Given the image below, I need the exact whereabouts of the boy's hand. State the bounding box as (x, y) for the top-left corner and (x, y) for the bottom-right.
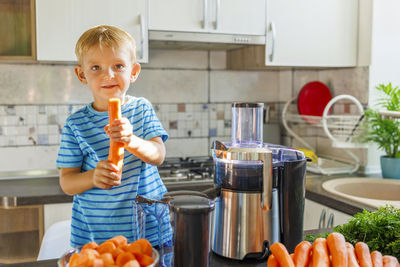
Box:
(105, 117), (133, 146)
(93, 160), (121, 189)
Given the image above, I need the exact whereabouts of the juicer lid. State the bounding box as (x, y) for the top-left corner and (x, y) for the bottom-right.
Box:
(211, 141), (306, 164)
(169, 195), (215, 214)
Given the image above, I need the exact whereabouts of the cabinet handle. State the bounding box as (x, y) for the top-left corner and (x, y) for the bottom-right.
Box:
(139, 14), (145, 61)
(214, 0), (220, 30)
(202, 0), (208, 29)
(327, 213), (334, 229)
(318, 209), (326, 229)
(268, 22), (276, 62)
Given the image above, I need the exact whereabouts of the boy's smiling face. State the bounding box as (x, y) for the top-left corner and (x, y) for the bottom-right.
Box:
(74, 44), (140, 112)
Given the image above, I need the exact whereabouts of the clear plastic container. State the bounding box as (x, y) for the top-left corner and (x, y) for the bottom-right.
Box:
(231, 103), (264, 147)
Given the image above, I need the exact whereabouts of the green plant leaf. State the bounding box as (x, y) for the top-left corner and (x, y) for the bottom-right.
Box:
(359, 83), (400, 157)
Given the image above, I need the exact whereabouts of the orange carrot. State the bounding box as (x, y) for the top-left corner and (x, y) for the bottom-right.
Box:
(97, 241), (117, 254)
(346, 242), (360, 267)
(382, 256), (399, 267)
(139, 254), (155, 266)
(100, 252), (115, 265)
(267, 254), (281, 267)
(371, 251), (383, 267)
(109, 235), (128, 248)
(293, 240), (312, 267)
(327, 232), (348, 267)
(290, 253), (295, 261)
(112, 247), (125, 260)
(92, 258), (104, 267)
(108, 98), (124, 171)
(126, 242), (143, 260)
(81, 241), (99, 251)
(312, 238), (330, 267)
(68, 253), (80, 267)
(116, 251), (136, 266)
(78, 249), (99, 266)
(123, 260), (141, 267)
(355, 242), (373, 267)
(270, 242), (295, 267)
(133, 239), (153, 257)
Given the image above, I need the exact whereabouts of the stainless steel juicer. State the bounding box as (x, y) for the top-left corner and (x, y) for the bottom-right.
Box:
(210, 103), (307, 260)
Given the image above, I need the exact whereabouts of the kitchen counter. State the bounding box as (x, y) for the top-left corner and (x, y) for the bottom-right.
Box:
(0, 171), (378, 215)
(304, 173), (379, 214)
(0, 176), (213, 208)
(0, 170), (376, 266)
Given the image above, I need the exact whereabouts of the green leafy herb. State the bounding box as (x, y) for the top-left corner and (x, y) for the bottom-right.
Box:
(305, 206), (400, 260)
(358, 83), (400, 158)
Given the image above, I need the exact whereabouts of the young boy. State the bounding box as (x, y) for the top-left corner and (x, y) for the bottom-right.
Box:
(56, 25), (171, 248)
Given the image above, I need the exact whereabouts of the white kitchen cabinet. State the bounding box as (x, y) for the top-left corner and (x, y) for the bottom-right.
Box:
(149, 0), (265, 35)
(304, 199), (352, 231)
(36, 0), (148, 63)
(265, 0), (358, 67)
(43, 203), (72, 233)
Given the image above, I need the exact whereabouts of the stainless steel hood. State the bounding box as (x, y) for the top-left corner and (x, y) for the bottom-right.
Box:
(149, 30), (266, 50)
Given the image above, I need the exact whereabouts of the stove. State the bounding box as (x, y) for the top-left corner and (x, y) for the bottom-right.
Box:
(158, 156), (214, 185)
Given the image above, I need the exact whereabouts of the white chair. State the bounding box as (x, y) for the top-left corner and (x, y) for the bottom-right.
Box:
(37, 220), (72, 261)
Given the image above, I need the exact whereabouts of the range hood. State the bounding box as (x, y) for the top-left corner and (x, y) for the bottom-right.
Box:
(148, 30), (266, 50)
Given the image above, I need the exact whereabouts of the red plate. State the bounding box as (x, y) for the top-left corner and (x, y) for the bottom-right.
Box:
(297, 81), (332, 124)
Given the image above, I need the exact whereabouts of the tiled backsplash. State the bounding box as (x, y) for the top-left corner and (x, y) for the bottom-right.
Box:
(0, 102), (252, 147)
(0, 49), (370, 172)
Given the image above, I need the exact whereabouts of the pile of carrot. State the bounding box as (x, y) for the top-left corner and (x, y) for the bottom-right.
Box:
(267, 232), (400, 267)
(68, 235), (155, 267)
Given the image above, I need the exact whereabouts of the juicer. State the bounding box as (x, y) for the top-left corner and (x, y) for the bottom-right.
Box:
(210, 103), (307, 260)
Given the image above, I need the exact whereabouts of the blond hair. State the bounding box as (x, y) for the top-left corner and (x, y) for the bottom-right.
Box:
(75, 25), (136, 64)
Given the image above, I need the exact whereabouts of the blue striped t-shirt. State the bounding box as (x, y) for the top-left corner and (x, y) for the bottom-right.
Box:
(56, 96), (172, 248)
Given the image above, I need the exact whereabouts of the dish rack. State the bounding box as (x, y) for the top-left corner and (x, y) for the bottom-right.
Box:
(282, 94), (366, 175)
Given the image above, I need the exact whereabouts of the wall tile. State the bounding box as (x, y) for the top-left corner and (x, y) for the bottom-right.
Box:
(143, 49), (208, 69)
(210, 51), (227, 70)
(292, 70), (320, 96)
(0, 64), (92, 105)
(0, 146), (59, 171)
(134, 69), (208, 103)
(279, 70), (293, 102)
(210, 70), (280, 102)
(318, 67), (369, 103)
(165, 138), (209, 157)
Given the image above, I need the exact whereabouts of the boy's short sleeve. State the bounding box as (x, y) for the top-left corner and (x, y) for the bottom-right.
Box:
(141, 99), (168, 142)
(56, 123), (83, 168)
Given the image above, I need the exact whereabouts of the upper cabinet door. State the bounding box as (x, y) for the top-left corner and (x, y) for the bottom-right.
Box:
(149, 0), (265, 35)
(209, 0), (265, 35)
(265, 0), (358, 67)
(149, 0), (207, 32)
(36, 0), (148, 63)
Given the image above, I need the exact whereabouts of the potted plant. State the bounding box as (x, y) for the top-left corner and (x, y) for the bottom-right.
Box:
(360, 83), (400, 179)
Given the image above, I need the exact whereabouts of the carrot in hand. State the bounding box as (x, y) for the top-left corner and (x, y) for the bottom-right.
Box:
(346, 242), (360, 267)
(293, 240), (312, 267)
(108, 98), (124, 171)
(371, 250), (383, 267)
(327, 232), (348, 267)
(312, 238), (330, 267)
(355, 242), (373, 267)
(270, 242), (295, 267)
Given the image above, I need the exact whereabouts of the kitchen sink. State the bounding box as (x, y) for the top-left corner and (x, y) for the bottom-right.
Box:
(322, 177), (400, 209)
